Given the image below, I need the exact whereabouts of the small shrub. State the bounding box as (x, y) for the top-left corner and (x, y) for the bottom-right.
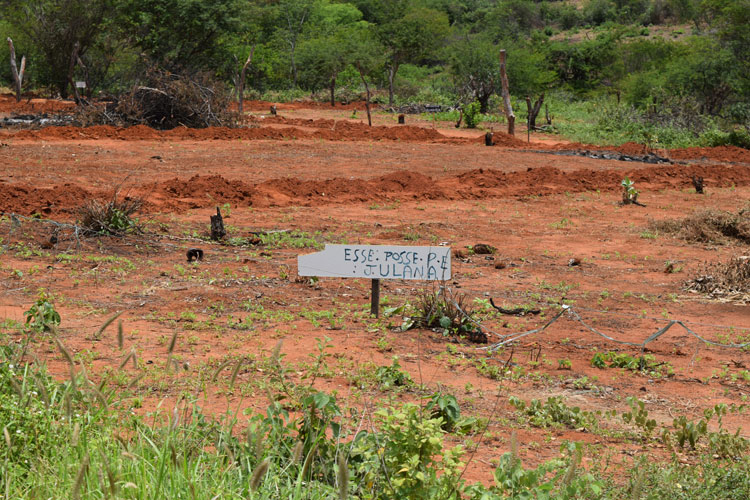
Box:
(463, 101), (481, 129)
(24, 291), (61, 332)
(375, 357), (412, 389)
(412, 287), (479, 339)
(78, 192), (142, 236)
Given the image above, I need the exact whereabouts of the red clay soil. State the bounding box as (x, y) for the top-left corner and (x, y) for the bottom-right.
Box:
(670, 145), (750, 163)
(7, 123), (458, 143)
(4, 162), (750, 217)
(7, 122), (749, 164)
(0, 94), (76, 114)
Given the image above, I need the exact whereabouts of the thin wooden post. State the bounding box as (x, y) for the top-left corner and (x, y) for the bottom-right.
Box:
(499, 49), (515, 136)
(525, 96), (531, 143)
(371, 279), (380, 317)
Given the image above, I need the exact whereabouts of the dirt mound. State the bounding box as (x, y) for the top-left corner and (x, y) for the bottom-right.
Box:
(6, 161), (750, 217)
(0, 94), (76, 114)
(480, 131), (529, 148)
(0, 181), (92, 216)
(670, 145), (750, 163)
(6, 122), (453, 143)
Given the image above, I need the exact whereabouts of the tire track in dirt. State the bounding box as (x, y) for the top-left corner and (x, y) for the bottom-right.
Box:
(3, 162), (749, 217)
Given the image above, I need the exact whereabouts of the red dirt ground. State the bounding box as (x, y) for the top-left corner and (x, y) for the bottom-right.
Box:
(1, 97), (749, 485)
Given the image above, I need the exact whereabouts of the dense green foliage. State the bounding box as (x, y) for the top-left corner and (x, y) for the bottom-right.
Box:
(1, 0), (748, 143)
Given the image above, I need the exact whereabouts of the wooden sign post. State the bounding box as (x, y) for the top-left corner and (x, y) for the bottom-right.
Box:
(298, 244), (451, 317)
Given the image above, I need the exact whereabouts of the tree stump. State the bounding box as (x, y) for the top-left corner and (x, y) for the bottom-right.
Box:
(210, 207), (226, 241)
(398, 114), (405, 124)
(692, 176), (704, 194)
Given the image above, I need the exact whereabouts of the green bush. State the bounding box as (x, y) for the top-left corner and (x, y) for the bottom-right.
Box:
(463, 101), (482, 128)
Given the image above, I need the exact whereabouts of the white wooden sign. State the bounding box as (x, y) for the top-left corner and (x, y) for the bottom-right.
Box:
(75, 81), (86, 89)
(298, 244), (451, 280)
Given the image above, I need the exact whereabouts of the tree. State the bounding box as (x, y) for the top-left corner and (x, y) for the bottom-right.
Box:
(276, 0), (315, 88)
(449, 36), (555, 113)
(448, 36), (497, 112)
(297, 1), (365, 105)
(347, 23), (384, 125)
(2, 0), (111, 98)
(118, 0), (245, 75)
(378, 6), (449, 106)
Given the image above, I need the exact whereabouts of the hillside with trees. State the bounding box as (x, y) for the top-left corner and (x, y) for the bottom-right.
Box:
(1, 0), (748, 147)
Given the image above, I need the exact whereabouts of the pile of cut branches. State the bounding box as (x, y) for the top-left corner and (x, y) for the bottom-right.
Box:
(77, 69), (238, 129)
(686, 256), (750, 301)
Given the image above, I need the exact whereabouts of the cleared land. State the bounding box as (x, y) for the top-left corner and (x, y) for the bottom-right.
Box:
(1, 95), (749, 485)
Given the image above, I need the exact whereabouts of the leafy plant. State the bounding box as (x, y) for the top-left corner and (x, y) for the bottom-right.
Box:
(375, 357), (413, 389)
(463, 101), (481, 128)
(621, 177), (640, 205)
(24, 291), (61, 332)
(621, 397), (657, 440)
(509, 396), (599, 431)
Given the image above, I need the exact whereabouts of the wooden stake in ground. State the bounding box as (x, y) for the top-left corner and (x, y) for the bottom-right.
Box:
(238, 44), (256, 116)
(210, 207), (226, 241)
(7, 38), (26, 103)
(499, 49), (515, 136)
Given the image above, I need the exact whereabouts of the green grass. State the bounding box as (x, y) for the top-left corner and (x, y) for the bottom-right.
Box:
(540, 92), (718, 149)
(3, 317), (750, 499)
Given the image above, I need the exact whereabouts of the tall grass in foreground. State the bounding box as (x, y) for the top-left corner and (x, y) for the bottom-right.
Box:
(1, 325), (749, 499)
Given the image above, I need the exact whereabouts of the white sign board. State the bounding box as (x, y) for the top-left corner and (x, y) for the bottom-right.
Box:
(298, 244), (451, 280)
(75, 81), (86, 88)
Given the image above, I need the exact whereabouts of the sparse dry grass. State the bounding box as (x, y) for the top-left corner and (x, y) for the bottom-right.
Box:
(650, 208), (750, 245)
(78, 192), (142, 235)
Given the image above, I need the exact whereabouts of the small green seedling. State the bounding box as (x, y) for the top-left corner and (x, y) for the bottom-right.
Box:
(621, 177), (640, 205)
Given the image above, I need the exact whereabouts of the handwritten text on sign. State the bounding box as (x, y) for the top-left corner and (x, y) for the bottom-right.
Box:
(298, 245), (451, 280)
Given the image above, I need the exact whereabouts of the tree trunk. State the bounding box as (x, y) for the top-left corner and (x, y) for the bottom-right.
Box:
(68, 42), (81, 104)
(329, 75), (336, 107)
(7, 38), (25, 103)
(290, 42), (298, 88)
(529, 94), (544, 129)
(499, 49), (515, 136)
(210, 207), (226, 241)
(478, 94), (490, 114)
(387, 64), (398, 107)
(357, 64), (372, 127)
(238, 44), (256, 116)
